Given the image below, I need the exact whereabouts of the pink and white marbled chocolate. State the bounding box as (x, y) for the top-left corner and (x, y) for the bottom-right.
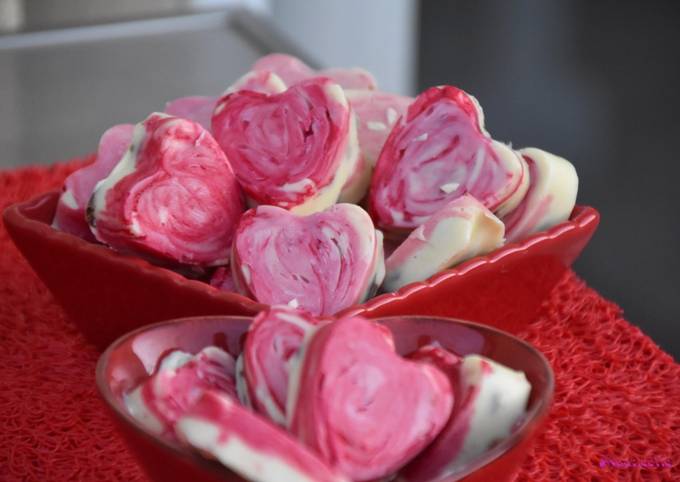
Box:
(383, 194), (504, 292)
(231, 204), (384, 316)
(90, 113), (244, 266)
(369, 86), (528, 234)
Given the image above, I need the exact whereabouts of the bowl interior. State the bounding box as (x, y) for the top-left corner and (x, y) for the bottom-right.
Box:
(97, 315), (553, 481)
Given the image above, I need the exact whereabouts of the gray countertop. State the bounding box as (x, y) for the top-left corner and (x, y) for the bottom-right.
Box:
(0, 10), (297, 167)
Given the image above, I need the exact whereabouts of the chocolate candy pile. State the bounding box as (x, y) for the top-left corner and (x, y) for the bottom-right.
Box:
(53, 54), (578, 314)
(126, 307), (531, 482)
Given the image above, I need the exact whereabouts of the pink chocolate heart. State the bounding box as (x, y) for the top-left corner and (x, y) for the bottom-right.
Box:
(211, 78), (359, 214)
(125, 346), (237, 436)
(90, 113), (244, 266)
(369, 85), (528, 234)
(240, 306), (324, 425)
(232, 204), (384, 316)
(287, 316), (453, 481)
(53, 124), (134, 240)
(175, 391), (348, 482)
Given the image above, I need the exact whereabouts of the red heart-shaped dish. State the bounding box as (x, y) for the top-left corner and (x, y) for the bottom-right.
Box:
(3, 191), (598, 349)
(96, 315), (554, 482)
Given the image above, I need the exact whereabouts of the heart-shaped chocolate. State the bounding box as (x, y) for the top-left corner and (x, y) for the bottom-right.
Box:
(369, 86), (529, 234)
(53, 124), (134, 241)
(401, 354), (531, 482)
(163, 74), (286, 131)
(287, 316), (453, 481)
(252, 53), (377, 90)
(125, 346), (237, 436)
(383, 194), (505, 292)
(176, 391), (348, 482)
(89, 113), (244, 266)
(239, 306), (324, 425)
(502, 147), (578, 243)
(232, 204), (384, 316)
(211, 78), (360, 214)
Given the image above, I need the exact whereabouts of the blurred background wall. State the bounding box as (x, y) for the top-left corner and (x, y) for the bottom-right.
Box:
(270, 0), (417, 95)
(0, 0), (678, 356)
(419, 0), (680, 357)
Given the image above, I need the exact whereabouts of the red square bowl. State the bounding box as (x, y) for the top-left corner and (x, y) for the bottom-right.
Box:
(4, 191), (599, 349)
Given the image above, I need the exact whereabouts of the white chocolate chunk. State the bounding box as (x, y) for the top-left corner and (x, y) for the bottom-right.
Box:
(453, 354), (531, 466)
(503, 147), (578, 243)
(386, 107), (398, 125)
(123, 387), (164, 435)
(177, 418), (320, 482)
(59, 189), (78, 210)
(492, 144), (531, 218)
(157, 350), (193, 372)
(367, 121), (387, 131)
(439, 182), (460, 194)
(383, 195), (504, 292)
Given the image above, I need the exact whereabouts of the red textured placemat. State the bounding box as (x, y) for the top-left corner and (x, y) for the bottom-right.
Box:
(1, 160), (679, 482)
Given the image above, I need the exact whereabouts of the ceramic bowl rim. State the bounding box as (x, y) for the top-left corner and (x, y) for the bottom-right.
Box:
(96, 314), (554, 481)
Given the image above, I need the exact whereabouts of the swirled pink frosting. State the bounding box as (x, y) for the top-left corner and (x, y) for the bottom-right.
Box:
(53, 124), (134, 240)
(369, 85), (528, 233)
(164, 73), (286, 130)
(211, 78), (358, 214)
(232, 204), (384, 316)
(176, 391), (348, 482)
(287, 316), (453, 481)
(89, 113), (244, 266)
(125, 347), (236, 436)
(241, 306), (324, 425)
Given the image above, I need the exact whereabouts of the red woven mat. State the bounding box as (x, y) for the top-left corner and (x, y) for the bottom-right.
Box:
(1, 160), (678, 482)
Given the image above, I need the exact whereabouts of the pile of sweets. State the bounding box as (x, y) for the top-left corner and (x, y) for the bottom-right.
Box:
(54, 54), (578, 315)
(125, 306), (532, 482)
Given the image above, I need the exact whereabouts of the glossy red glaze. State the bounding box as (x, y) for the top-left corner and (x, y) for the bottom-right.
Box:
(96, 315), (554, 482)
(3, 191), (598, 349)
